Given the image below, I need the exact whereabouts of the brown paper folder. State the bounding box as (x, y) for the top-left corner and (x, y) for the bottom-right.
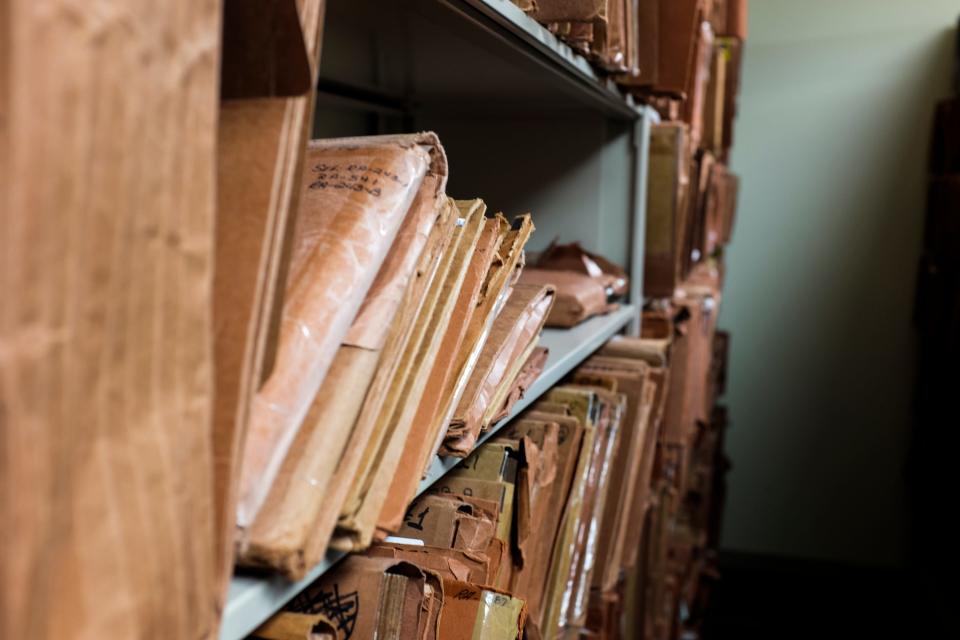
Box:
(444, 283), (557, 456)
(239, 163), (452, 577)
(368, 545), (492, 585)
(252, 612), (338, 640)
(644, 122), (692, 298)
(489, 346), (551, 425)
(661, 295), (718, 447)
(214, 0), (327, 617)
(284, 556), (442, 640)
(238, 136), (432, 530)
(376, 204), (502, 535)
(300, 201), (455, 556)
(560, 388), (624, 628)
(535, 240), (629, 297)
(538, 388), (598, 637)
(703, 42), (729, 155)
(439, 581), (527, 640)
(574, 360), (651, 592)
(529, 0), (605, 22)
(3, 2), (221, 638)
(334, 198), (488, 550)
(518, 268), (614, 327)
(394, 494), (499, 553)
(655, 0), (708, 97)
(724, 0), (748, 38)
(420, 214), (535, 470)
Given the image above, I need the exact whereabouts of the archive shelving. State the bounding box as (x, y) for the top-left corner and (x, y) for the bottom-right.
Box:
(221, 1), (656, 637)
(222, 306), (637, 639)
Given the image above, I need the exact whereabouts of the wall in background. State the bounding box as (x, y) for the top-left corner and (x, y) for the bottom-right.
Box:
(720, 1), (956, 567)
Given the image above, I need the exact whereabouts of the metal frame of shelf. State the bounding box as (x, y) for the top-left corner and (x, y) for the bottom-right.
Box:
(441, 0), (638, 119)
(221, 305), (637, 640)
(221, 1), (655, 637)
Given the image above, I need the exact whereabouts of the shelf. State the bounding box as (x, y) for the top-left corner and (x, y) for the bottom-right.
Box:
(440, 0), (638, 118)
(319, 0), (642, 121)
(220, 304), (637, 640)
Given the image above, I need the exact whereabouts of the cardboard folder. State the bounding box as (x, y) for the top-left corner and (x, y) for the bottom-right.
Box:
(489, 346), (551, 425)
(239, 186), (455, 577)
(560, 387), (624, 629)
(573, 360), (651, 591)
(369, 544), (494, 586)
(376, 204), (503, 535)
(518, 268), (615, 327)
(439, 581), (527, 640)
(534, 240), (630, 298)
(428, 215), (536, 460)
(703, 40), (729, 155)
(214, 0), (327, 618)
(444, 283), (557, 456)
(644, 122), (693, 298)
(284, 556), (442, 640)
(220, 0), (313, 99)
(394, 494), (499, 553)
(528, 0), (605, 22)
(660, 294), (719, 447)
(654, 0), (708, 97)
(238, 136), (433, 529)
(537, 388), (598, 637)
(502, 414), (585, 625)
(252, 612), (338, 640)
(335, 198), (489, 550)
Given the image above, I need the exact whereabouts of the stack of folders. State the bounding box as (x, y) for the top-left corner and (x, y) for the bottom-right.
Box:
(508, 0), (747, 86)
(252, 327), (678, 640)
(634, 0), (746, 298)
(251, 300), (733, 640)
(511, 0), (640, 74)
(232, 131), (561, 582)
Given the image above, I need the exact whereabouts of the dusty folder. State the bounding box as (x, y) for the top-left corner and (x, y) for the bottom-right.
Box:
(376, 202), (502, 536)
(661, 293), (719, 447)
(644, 122), (692, 298)
(335, 198), (488, 550)
(574, 359), (652, 591)
(508, 415), (585, 629)
(561, 387), (624, 629)
(528, 0), (604, 21)
(703, 40), (729, 155)
(444, 283), (557, 456)
(498, 432), (560, 571)
(422, 214), (535, 466)
(238, 135), (432, 530)
(252, 612), (337, 640)
(489, 346), (551, 425)
(654, 0), (708, 96)
(590, 0), (635, 73)
(394, 494), (499, 553)
(535, 240), (630, 297)
(439, 581), (527, 640)
(518, 268), (614, 327)
(215, 0), (327, 603)
(240, 179), (453, 577)
(537, 388), (598, 638)
(369, 541), (500, 588)
(284, 556), (443, 640)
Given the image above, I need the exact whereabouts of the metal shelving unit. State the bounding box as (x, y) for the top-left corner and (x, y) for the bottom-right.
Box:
(221, 0), (655, 637)
(221, 305), (637, 640)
